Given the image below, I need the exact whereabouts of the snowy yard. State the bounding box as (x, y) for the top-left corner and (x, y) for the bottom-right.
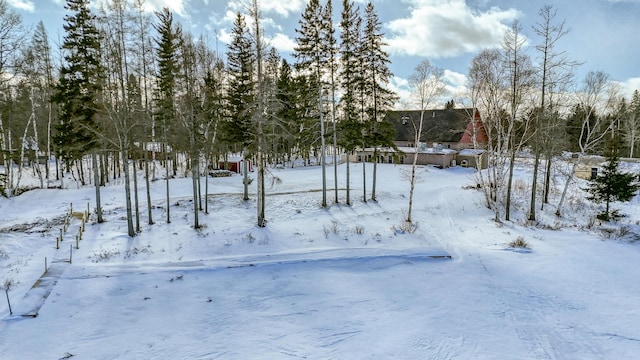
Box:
(0, 161), (639, 359)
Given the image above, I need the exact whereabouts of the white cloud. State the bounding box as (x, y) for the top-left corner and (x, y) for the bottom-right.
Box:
(389, 69), (469, 110)
(388, 76), (414, 109)
(218, 28), (232, 45)
(259, 0), (306, 17)
(142, 0), (187, 17)
(617, 77), (640, 99)
(386, 0), (520, 58)
(443, 69), (468, 98)
(443, 69), (466, 88)
(7, 0), (34, 12)
(268, 32), (296, 53)
(224, 0), (304, 17)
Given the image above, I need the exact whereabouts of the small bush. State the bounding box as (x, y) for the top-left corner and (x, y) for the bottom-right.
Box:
(354, 225), (364, 235)
(395, 221), (418, 234)
(323, 221), (340, 239)
(92, 249), (120, 262)
(508, 236), (529, 249)
(599, 225), (635, 241)
(512, 179), (529, 197)
(123, 245), (153, 259)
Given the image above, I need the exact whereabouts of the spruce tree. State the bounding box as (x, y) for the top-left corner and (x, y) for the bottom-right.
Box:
(153, 7), (181, 223)
(339, 0), (362, 205)
(223, 12), (255, 201)
(586, 139), (640, 221)
(52, 0), (104, 222)
(323, 0), (340, 204)
(293, 0), (329, 207)
(275, 59), (296, 163)
(53, 0), (103, 166)
(223, 13), (254, 150)
(362, 2), (396, 201)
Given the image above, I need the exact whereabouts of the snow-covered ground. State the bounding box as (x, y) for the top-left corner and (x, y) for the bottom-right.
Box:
(0, 160), (639, 359)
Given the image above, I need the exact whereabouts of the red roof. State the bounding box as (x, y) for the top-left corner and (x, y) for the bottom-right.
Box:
(459, 110), (488, 145)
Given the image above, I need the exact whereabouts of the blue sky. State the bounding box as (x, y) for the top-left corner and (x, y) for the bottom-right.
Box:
(12, 0), (640, 103)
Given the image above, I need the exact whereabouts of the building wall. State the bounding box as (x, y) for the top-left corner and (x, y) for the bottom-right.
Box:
(353, 148), (489, 169)
(455, 153), (488, 169)
(415, 153), (456, 168)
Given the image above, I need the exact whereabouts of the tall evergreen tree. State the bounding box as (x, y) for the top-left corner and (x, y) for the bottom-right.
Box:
(153, 7), (181, 223)
(362, 1), (397, 201)
(339, 0), (362, 206)
(223, 12), (255, 201)
(53, 0), (103, 166)
(294, 0), (329, 207)
(275, 59), (296, 163)
(323, 0), (340, 204)
(52, 0), (105, 222)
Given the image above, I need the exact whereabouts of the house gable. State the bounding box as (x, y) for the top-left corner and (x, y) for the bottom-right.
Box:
(459, 110), (488, 146)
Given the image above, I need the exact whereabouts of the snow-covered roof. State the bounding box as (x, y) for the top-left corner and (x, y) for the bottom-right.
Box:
(396, 146), (457, 154)
(459, 149), (486, 156)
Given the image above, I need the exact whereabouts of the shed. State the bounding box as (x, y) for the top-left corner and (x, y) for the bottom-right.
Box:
(219, 156), (252, 174)
(456, 149), (488, 169)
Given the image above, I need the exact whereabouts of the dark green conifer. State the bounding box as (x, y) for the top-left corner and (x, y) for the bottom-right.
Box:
(52, 0), (103, 166)
(586, 138), (640, 221)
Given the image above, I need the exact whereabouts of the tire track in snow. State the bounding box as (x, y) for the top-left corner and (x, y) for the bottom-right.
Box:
(424, 184), (607, 359)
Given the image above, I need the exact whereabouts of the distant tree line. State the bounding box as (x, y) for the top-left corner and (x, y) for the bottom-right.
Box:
(461, 5), (640, 223)
(0, 0), (397, 232)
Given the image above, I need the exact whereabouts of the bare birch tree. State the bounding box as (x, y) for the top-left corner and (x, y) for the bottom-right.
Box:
(405, 59), (445, 224)
(622, 90), (640, 158)
(468, 49), (507, 215)
(528, 4), (578, 219)
(502, 20), (535, 221)
(0, 0), (26, 197)
(556, 70), (617, 217)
